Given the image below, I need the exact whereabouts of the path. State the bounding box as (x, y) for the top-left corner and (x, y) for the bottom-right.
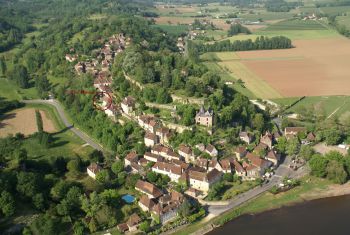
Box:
(23, 99), (107, 152)
(327, 99), (347, 119)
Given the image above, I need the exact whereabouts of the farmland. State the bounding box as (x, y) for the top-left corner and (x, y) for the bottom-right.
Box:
(0, 108), (56, 137)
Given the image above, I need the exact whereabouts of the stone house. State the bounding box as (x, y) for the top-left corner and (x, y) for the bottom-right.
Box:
(195, 106), (213, 127)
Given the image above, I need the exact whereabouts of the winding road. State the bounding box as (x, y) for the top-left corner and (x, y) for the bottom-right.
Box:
(23, 99), (106, 152)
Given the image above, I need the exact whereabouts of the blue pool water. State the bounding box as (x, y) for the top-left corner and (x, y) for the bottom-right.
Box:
(122, 194), (135, 203)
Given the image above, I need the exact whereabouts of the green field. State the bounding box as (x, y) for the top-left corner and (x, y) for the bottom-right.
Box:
(152, 24), (188, 35)
(0, 78), (38, 100)
(337, 14), (350, 30)
(273, 96), (350, 118)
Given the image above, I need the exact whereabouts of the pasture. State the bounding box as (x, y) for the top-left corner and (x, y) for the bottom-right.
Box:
(263, 19), (328, 31)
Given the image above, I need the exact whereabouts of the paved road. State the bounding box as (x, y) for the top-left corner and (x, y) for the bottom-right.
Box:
(207, 156), (307, 215)
(23, 99), (106, 152)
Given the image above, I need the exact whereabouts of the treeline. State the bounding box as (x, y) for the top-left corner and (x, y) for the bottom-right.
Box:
(265, 0), (302, 12)
(315, 1), (350, 8)
(190, 36), (293, 54)
(0, 97), (23, 115)
(227, 24), (251, 37)
(328, 15), (350, 37)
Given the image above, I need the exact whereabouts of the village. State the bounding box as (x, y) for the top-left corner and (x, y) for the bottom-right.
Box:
(62, 31), (323, 234)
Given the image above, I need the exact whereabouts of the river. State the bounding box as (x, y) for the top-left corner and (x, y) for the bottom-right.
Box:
(208, 195), (350, 235)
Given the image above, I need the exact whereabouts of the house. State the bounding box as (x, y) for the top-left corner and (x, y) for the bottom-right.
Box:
(130, 162), (142, 174)
(266, 150), (280, 166)
(138, 115), (160, 133)
(152, 161), (183, 182)
(156, 127), (171, 144)
(235, 146), (247, 161)
(195, 106), (214, 127)
(151, 145), (182, 161)
(205, 144), (218, 157)
(307, 132), (316, 142)
(245, 153), (272, 179)
(185, 187), (202, 198)
(239, 132), (253, 144)
(284, 127), (307, 138)
(208, 159), (223, 172)
(188, 169), (222, 192)
(144, 152), (163, 163)
(233, 160), (246, 177)
(195, 143), (206, 152)
(138, 195), (156, 212)
(124, 151), (139, 167)
(135, 180), (163, 199)
(254, 142), (269, 155)
(151, 191), (184, 224)
(126, 213), (142, 232)
(117, 223), (129, 233)
(87, 163), (102, 179)
(196, 157), (209, 170)
(121, 96), (136, 115)
(260, 132), (273, 149)
(65, 54), (77, 62)
(178, 144), (195, 162)
(144, 131), (158, 147)
(219, 158), (234, 173)
(104, 103), (118, 117)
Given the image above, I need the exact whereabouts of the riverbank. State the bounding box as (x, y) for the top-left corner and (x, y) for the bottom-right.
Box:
(172, 176), (350, 235)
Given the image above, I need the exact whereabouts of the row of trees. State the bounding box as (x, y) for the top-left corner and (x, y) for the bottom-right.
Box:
(190, 36), (293, 54)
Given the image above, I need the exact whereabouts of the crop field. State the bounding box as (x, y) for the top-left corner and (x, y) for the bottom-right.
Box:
(320, 6), (350, 15)
(264, 19), (328, 31)
(0, 108), (56, 137)
(337, 14), (350, 30)
(236, 38), (350, 97)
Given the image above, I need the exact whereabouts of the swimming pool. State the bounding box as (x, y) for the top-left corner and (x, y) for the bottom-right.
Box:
(122, 194), (135, 203)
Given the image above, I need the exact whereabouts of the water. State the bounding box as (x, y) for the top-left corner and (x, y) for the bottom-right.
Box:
(122, 194), (135, 203)
(208, 195), (350, 235)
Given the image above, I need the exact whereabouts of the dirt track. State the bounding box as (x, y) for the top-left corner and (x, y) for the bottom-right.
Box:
(0, 108), (56, 137)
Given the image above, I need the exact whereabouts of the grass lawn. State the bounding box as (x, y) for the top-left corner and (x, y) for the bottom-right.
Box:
(222, 181), (259, 200)
(0, 78), (39, 100)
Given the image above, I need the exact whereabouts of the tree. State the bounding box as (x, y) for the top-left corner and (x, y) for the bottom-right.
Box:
(326, 160), (348, 184)
(67, 159), (81, 175)
(299, 145), (314, 161)
(32, 193), (45, 211)
(9, 64), (30, 88)
(252, 113), (265, 133)
(286, 138), (300, 156)
(139, 221), (150, 232)
(81, 192), (105, 218)
(111, 161), (124, 175)
(275, 136), (287, 154)
(16, 172), (40, 198)
(30, 214), (62, 235)
(35, 110), (43, 133)
(0, 191), (15, 217)
(178, 198), (191, 217)
(73, 221), (86, 235)
(323, 129), (342, 145)
(156, 88), (172, 104)
(0, 56), (6, 76)
(96, 169), (111, 184)
(35, 76), (51, 99)
(309, 154), (328, 177)
(146, 171), (158, 183)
